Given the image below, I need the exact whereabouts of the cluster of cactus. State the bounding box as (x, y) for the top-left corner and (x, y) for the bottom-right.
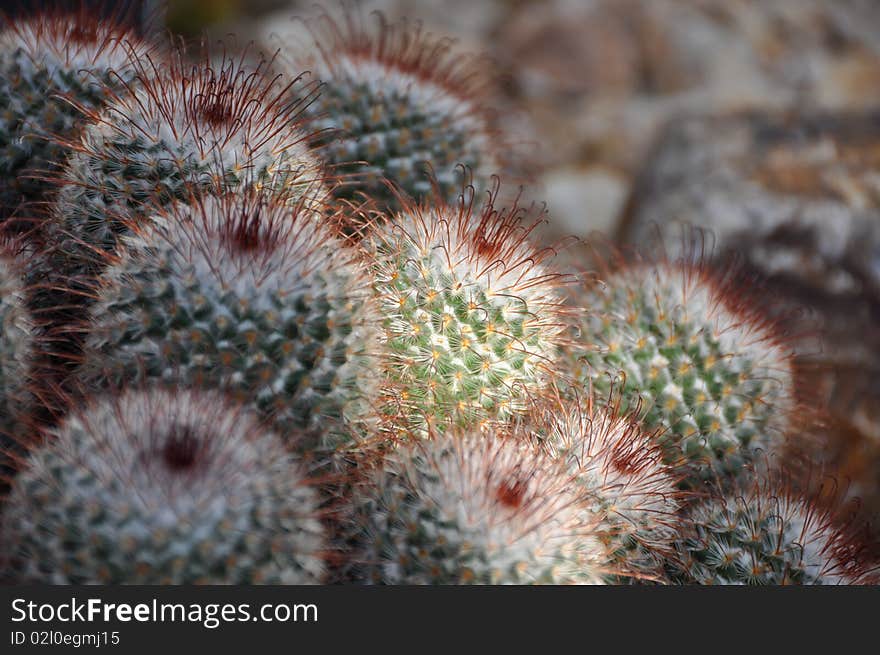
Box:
(0, 4), (875, 585)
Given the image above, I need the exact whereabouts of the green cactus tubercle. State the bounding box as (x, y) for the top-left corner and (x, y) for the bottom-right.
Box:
(673, 485), (860, 585)
(572, 261), (794, 482)
(366, 193), (566, 434)
(0, 13), (148, 220)
(1, 388), (326, 584)
(350, 432), (607, 584)
(288, 13), (498, 215)
(79, 193), (378, 453)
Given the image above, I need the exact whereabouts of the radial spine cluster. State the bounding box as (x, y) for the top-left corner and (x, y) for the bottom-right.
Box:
(572, 260), (795, 482)
(78, 192), (379, 453)
(367, 190), (568, 434)
(283, 11), (500, 216)
(0, 8), (151, 222)
(1, 388), (326, 584)
(349, 431), (608, 584)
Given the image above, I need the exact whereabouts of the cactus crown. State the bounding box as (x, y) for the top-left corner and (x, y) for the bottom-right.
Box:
(0, 7), (138, 72)
(545, 397), (682, 581)
(573, 256), (796, 483)
(283, 9), (501, 216)
(673, 480), (868, 585)
(79, 190), (379, 453)
(365, 185), (570, 434)
(348, 429), (608, 584)
(1, 388), (327, 584)
(0, 7), (150, 221)
(50, 45), (327, 269)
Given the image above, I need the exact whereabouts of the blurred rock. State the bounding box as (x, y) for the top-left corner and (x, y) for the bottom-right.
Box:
(620, 109), (880, 542)
(541, 166), (627, 238)
(500, 0), (880, 171)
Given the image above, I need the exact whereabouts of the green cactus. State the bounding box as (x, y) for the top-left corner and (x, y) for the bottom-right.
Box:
(0, 9), (150, 224)
(571, 260), (795, 483)
(671, 483), (865, 585)
(366, 190), (569, 435)
(45, 47), (326, 280)
(347, 431), (608, 584)
(0, 388), (327, 584)
(77, 192), (379, 454)
(281, 11), (501, 219)
(546, 401), (682, 583)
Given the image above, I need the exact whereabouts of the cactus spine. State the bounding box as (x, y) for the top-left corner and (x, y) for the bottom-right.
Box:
(571, 260), (795, 483)
(546, 401), (682, 582)
(366, 188), (569, 434)
(282, 11), (501, 218)
(347, 431), (608, 584)
(1, 388), (327, 584)
(672, 482), (866, 585)
(78, 192), (379, 454)
(0, 243), (33, 440)
(0, 8), (150, 223)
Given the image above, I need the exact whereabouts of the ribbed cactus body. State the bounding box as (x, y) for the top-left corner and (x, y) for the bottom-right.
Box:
(548, 405), (681, 582)
(367, 193), (567, 434)
(0, 13), (148, 221)
(79, 194), (378, 453)
(1, 389), (326, 584)
(673, 486), (862, 585)
(349, 433), (606, 584)
(572, 262), (794, 482)
(286, 13), (499, 215)
(0, 247), (32, 438)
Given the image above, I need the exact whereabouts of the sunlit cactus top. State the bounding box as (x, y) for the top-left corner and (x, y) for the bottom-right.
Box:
(281, 10), (502, 218)
(365, 186), (570, 434)
(0, 388), (327, 584)
(571, 258), (796, 483)
(348, 429), (608, 584)
(672, 480), (870, 585)
(0, 6), (152, 222)
(545, 398), (682, 581)
(78, 191), (379, 454)
(51, 46), (328, 270)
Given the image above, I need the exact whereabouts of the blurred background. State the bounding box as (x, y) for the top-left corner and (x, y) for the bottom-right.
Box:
(7, 0), (880, 544)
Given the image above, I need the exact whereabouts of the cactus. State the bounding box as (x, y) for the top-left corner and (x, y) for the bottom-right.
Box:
(45, 46), (326, 280)
(0, 388), (327, 584)
(671, 481), (867, 585)
(281, 10), (502, 220)
(77, 192), (379, 454)
(366, 188), (570, 435)
(571, 259), (796, 484)
(0, 7), (151, 224)
(0, 241), (33, 441)
(545, 400), (682, 582)
(346, 430), (608, 584)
